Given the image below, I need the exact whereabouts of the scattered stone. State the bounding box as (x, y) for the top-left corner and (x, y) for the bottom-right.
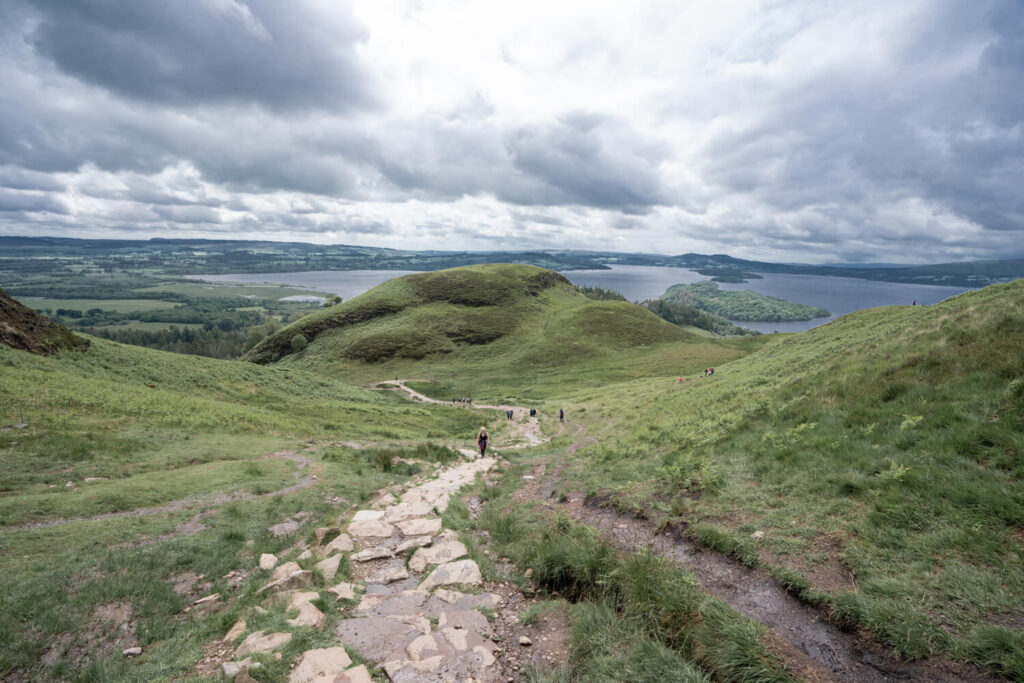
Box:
(752, 530), (765, 540)
(223, 618), (247, 643)
(193, 593), (220, 605)
(288, 646), (352, 682)
(269, 519), (301, 537)
(323, 533), (354, 555)
(395, 536), (433, 553)
(367, 564), (410, 584)
(328, 581), (357, 601)
(298, 549), (313, 561)
(122, 646), (142, 656)
(259, 553), (278, 571)
(83, 477), (109, 482)
(235, 630), (292, 657)
(235, 669), (260, 683)
(315, 553), (343, 580)
(258, 570), (314, 595)
(395, 517), (443, 536)
(519, 635), (532, 646)
(352, 546), (394, 562)
(314, 526), (340, 545)
(408, 541), (467, 573)
(222, 659), (261, 677)
(419, 559), (482, 591)
(271, 561), (302, 582)
(348, 519), (396, 538)
(285, 591), (319, 610)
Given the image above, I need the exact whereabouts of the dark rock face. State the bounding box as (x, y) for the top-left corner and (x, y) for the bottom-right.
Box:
(0, 288), (89, 355)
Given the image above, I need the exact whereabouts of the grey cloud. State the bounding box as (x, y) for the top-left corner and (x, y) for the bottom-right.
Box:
(0, 188), (69, 214)
(152, 204), (221, 224)
(505, 113), (669, 211)
(27, 0), (376, 112)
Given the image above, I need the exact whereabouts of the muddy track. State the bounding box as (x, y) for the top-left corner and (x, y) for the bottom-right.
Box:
(390, 382), (992, 682)
(3, 450), (318, 532)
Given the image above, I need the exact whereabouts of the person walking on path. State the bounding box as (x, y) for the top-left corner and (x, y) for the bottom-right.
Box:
(477, 427), (489, 456)
(559, 408), (565, 423)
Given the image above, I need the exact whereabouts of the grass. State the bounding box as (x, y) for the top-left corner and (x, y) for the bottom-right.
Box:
(133, 282), (326, 300)
(546, 279), (1024, 673)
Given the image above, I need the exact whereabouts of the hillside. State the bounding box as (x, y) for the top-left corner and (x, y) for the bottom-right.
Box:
(0, 287), (89, 355)
(660, 281), (830, 322)
(554, 279), (1024, 675)
(245, 264), (757, 400)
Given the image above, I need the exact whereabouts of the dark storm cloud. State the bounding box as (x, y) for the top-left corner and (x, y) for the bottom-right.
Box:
(27, 0), (375, 112)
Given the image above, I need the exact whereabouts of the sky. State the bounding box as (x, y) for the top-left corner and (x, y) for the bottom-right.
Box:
(0, 0), (1021, 264)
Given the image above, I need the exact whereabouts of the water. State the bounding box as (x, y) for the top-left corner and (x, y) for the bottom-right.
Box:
(192, 265), (973, 334)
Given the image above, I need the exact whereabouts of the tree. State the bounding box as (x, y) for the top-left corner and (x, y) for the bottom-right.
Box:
(291, 333), (308, 352)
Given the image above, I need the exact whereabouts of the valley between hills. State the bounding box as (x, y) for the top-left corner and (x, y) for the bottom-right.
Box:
(1, 264), (1022, 682)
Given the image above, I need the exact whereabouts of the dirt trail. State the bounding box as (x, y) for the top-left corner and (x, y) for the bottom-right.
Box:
(3, 450), (318, 532)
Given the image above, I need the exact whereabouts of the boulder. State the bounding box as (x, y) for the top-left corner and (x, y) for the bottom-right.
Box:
(258, 570), (314, 595)
(258, 553), (278, 571)
(315, 553), (343, 580)
(337, 664), (372, 683)
(328, 581), (357, 601)
(314, 526), (340, 545)
(223, 618), (247, 643)
(323, 533), (354, 555)
(367, 564), (410, 585)
(270, 561), (302, 582)
(287, 602), (326, 629)
(222, 659), (260, 677)
(269, 519), (300, 537)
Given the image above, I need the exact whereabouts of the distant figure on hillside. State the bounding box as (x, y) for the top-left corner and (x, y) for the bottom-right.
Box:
(529, 408), (536, 418)
(912, 300), (916, 306)
(559, 408), (565, 422)
(709, 367), (714, 376)
(477, 427), (488, 456)
(467, 396), (472, 406)
(506, 409), (513, 419)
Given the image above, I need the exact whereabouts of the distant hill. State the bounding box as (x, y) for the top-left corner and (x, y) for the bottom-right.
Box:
(659, 281), (830, 322)
(244, 264), (691, 366)
(0, 288), (89, 355)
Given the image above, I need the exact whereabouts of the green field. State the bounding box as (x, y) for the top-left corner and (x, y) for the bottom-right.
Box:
(134, 282), (326, 300)
(24, 298), (182, 313)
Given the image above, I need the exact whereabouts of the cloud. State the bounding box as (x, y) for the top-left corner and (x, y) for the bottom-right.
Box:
(27, 0), (376, 112)
(0, 0), (1020, 263)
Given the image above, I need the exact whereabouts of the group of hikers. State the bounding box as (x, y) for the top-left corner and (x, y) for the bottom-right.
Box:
(678, 368), (715, 383)
(452, 396), (472, 406)
(505, 407), (541, 419)
(475, 407), (565, 456)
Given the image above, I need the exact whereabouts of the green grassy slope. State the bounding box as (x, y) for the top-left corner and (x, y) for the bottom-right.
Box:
(0, 335), (485, 679)
(559, 280), (1024, 675)
(248, 264), (759, 401)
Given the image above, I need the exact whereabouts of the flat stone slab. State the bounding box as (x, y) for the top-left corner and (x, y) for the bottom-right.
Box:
(315, 554), (342, 580)
(395, 517), (443, 537)
(439, 608), (493, 639)
(383, 502), (434, 523)
(335, 616), (429, 661)
(367, 564), (410, 585)
(285, 591), (319, 610)
(288, 646), (352, 683)
(348, 520), (395, 538)
(408, 541), (467, 573)
(423, 590), (500, 616)
(235, 630), (292, 657)
(357, 589), (428, 617)
(419, 560), (482, 591)
(352, 546), (394, 562)
(395, 536), (433, 553)
(323, 533), (354, 554)
(337, 664), (372, 683)
(352, 509), (386, 522)
(269, 519), (301, 537)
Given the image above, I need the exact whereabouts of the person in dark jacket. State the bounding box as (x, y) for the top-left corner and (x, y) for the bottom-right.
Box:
(477, 427), (488, 456)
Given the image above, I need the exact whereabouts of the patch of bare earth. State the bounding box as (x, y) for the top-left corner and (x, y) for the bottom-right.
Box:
(42, 601), (139, 671)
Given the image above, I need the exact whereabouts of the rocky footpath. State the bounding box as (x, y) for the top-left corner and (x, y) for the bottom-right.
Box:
(206, 454), (556, 682)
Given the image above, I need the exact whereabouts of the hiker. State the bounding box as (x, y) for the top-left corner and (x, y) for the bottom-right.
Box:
(477, 427), (488, 456)
(507, 409), (513, 419)
(529, 408), (536, 418)
(559, 408), (564, 423)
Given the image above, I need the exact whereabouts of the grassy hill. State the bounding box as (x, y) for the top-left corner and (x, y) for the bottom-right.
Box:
(555, 279), (1024, 675)
(0, 286), (89, 355)
(245, 264), (759, 400)
(0, 323), (487, 679)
